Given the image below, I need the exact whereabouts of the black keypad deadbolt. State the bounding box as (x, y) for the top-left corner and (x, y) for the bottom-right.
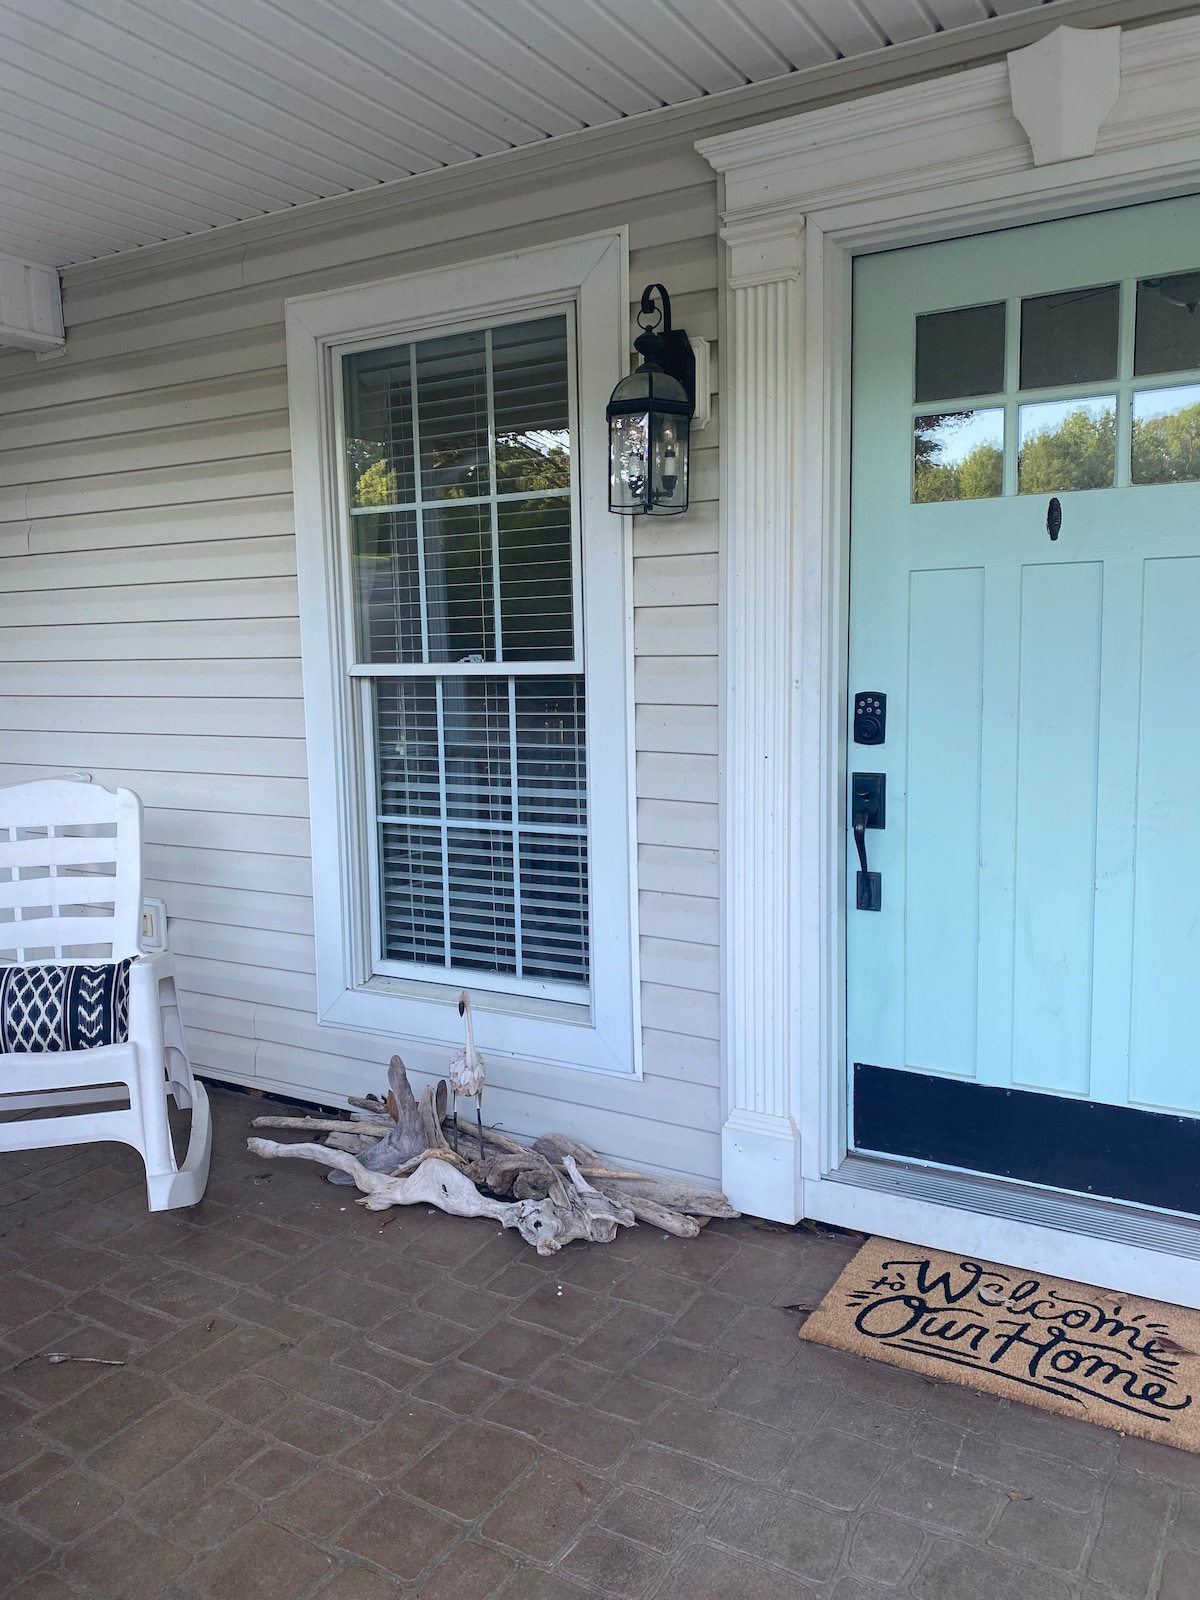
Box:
(854, 692), (887, 745)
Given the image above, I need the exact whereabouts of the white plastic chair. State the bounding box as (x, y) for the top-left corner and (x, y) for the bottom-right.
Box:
(0, 778), (211, 1210)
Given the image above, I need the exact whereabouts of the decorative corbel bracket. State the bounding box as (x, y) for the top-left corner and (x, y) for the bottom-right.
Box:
(1008, 25), (1121, 167)
(0, 253), (64, 354)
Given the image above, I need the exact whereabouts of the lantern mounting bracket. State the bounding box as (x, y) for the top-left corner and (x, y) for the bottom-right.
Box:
(634, 284), (696, 415)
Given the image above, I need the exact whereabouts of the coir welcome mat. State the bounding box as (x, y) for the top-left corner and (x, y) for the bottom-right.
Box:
(801, 1237), (1200, 1451)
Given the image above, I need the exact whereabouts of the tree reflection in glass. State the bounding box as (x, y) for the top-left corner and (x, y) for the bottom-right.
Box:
(913, 410), (1003, 502)
(1132, 385), (1200, 485)
(1018, 397), (1116, 493)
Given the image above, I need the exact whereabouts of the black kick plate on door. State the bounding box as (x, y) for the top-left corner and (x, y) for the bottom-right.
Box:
(854, 1063), (1200, 1216)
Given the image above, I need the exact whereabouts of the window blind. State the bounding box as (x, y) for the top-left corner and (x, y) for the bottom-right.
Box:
(343, 315), (589, 994)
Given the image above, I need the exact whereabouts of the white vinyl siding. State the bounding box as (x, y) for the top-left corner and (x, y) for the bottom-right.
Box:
(0, 135), (723, 1183)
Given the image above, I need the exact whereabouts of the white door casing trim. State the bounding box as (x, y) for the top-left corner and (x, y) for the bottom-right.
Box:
(698, 16), (1200, 1301)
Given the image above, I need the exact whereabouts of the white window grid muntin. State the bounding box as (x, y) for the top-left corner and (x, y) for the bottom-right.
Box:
(334, 306), (592, 1005)
(336, 305), (584, 676)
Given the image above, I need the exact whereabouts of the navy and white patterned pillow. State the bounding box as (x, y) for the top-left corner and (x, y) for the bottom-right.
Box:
(0, 961), (132, 1053)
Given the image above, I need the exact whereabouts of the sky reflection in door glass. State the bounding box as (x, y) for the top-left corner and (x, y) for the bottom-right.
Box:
(1018, 396), (1116, 493)
(1132, 384), (1200, 484)
(913, 409), (1003, 502)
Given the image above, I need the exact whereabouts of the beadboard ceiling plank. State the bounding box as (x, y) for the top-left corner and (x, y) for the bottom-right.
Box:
(12, 0), (384, 188)
(588, 0), (775, 91)
(272, 0), (557, 147)
(859, 0), (948, 47)
(559, 0), (713, 101)
(348, 0), (594, 134)
(793, 0), (891, 56)
(921, 0), (992, 26)
(0, 0), (1078, 269)
(441, 0), (667, 117)
(130, 0), (475, 171)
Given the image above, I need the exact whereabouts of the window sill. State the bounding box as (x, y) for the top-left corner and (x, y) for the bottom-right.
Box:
(317, 973), (638, 1079)
(361, 972), (591, 1028)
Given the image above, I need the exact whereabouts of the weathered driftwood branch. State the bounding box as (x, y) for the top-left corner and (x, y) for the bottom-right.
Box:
(595, 1179), (738, 1219)
(391, 1145), (471, 1178)
(256, 1120), (659, 1196)
(533, 1133), (740, 1218)
(324, 1132), (381, 1154)
(250, 1139), (512, 1215)
(328, 1056), (431, 1186)
(248, 1054), (737, 1249)
(466, 1151), (556, 1199)
(559, 1155), (635, 1233)
(620, 1195), (703, 1237)
(347, 1094), (388, 1114)
(533, 1133), (600, 1163)
(418, 1081), (453, 1153)
(251, 1115), (395, 1135)
(246, 1138), (634, 1254)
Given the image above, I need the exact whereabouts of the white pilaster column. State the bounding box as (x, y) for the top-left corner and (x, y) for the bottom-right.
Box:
(718, 217), (806, 1221)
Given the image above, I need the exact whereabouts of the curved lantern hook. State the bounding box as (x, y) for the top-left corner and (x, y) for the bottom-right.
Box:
(637, 283), (673, 336)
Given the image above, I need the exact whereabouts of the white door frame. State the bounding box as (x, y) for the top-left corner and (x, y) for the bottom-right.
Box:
(699, 16), (1200, 1305)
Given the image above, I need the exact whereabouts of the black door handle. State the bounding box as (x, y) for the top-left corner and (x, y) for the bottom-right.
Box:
(852, 812), (871, 878)
(852, 773), (885, 912)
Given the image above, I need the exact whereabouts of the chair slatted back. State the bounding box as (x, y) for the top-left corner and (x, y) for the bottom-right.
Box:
(0, 780), (144, 963)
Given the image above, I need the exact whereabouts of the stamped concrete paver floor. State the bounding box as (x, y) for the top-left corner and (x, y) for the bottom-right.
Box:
(2, 1086), (1199, 1599)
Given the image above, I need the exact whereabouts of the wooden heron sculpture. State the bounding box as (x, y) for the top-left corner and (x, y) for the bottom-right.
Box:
(448, 990), (486, 1158)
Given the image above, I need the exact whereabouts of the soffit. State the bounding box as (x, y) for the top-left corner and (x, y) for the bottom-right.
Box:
(0, 0), (1067, 268)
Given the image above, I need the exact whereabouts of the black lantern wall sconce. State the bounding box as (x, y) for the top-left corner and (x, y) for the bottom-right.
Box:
(607, 284), (696, 516)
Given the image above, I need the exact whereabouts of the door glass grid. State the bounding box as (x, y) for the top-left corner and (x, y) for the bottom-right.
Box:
(911, 272), (1200, 500)
(344, 315), (589, 996)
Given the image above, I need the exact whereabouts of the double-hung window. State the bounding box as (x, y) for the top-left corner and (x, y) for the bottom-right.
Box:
(287, 232), (639, 1076)
(345, 316), (587, 999)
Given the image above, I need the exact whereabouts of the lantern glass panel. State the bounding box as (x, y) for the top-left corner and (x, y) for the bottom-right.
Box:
(649, 410), (689, 514)
(610, 410), (650, 511)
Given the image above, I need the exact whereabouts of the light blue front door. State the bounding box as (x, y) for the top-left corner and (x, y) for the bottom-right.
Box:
(847, 195), (1200, 1211)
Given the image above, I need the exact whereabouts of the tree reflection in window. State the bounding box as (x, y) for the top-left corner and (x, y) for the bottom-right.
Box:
(913, 411), (1003, 502)
(1132, 386), (1200, 485)
(1018, 398), (1116, 494)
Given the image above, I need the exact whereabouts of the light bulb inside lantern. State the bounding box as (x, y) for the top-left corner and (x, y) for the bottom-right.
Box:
(659, 420), (679, 497)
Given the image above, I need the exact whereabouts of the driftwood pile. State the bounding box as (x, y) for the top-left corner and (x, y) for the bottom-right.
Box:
(247, 1055), (738, 1255)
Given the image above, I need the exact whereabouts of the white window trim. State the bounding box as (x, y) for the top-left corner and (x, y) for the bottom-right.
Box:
(285, 229), (642, 1077)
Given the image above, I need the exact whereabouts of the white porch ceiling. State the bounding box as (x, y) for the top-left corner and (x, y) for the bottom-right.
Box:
(1, 0), (1066, 268)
